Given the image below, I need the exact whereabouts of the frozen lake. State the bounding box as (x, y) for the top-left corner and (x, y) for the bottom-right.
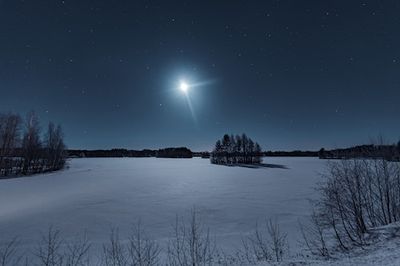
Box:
(0, 157), (326, 253)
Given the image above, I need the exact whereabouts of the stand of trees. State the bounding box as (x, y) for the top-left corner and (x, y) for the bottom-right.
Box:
(210, 134), (262, 165)
(68, 149), (156, 158)
(0, 111), (66, 177)
(319, 144), (400, 161)
(67, 147), (193, 158)
(307, 155), (400, 254)
(156, 147), (192, 158)
(264, 150), (319, 157)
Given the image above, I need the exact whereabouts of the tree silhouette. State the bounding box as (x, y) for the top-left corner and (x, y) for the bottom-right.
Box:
(44, 122), (66, 171)
(211, 134), (263, 165)
(0, 111), (67, 176)
(0, 113), (21, 176)
(22, 111), (42, 174)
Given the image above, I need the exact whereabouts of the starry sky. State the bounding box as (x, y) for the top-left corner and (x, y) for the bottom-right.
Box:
(0, 0), (399, 151)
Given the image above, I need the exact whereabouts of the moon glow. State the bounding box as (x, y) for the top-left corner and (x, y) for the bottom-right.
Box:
(179, 81), (189, 93)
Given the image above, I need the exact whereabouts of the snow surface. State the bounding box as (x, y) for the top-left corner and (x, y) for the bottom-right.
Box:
(266, 222), (400, 266)
(0, 157), (325, 254)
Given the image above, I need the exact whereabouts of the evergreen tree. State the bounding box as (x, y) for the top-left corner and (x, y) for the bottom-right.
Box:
(248, 139), (255, 164)
(222, 134), (231, 164)
(241, 133), (248, 161)
(318, 148), (326, 159)
(210, 134), (262, 165)
(235, 135), (243, 163)
(211, 140), (222, 164)
(230, 134), (236, 164)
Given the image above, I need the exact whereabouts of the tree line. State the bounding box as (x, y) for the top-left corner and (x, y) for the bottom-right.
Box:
(210, 134), (262, 165)
(68, 148), (157, 158)
(0, 111), (66, 177)
(68, 147), (193, 158)
(319, 143), (400, 161)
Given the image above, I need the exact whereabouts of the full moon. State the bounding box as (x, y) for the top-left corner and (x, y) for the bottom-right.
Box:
(179, 81), (189, 93)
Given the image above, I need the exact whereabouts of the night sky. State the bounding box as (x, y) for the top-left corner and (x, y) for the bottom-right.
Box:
(0, 1), (399, 151)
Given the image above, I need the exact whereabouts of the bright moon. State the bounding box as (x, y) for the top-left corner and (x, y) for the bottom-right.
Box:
(179, 81), (189, 93)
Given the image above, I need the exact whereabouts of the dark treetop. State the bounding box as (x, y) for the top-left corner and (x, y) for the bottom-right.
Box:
(0, 1), (399, 150)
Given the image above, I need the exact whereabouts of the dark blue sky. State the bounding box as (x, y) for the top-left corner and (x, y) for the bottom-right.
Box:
(0, 0), (399, 151)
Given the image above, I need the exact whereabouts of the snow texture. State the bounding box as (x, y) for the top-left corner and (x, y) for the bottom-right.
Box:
(0, 160), (330, 259)
(0, 157), (324, 250)
(268, 222), (400, 266)
(2, 157), (400, 265)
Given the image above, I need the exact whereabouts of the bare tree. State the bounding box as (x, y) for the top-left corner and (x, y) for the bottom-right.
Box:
(266, 219), (287, 262)
(312, 149), (400, 253)
(1, 111), (66, 177)
(22, 111), (42, 174)
(101, 228), (127, 266)
(0, 113), (21, 176)
(128, 221), (160, 266)
(239, 219), (287, 263)
(64, 232), (91, 266)
(44, 122), (66, 172)
(298, 212), (330, 258)
(167, 209), (217, 266)
(34, 227), (64, 266)
(246, 222), (271, 262)
(0, 237), (23, 266)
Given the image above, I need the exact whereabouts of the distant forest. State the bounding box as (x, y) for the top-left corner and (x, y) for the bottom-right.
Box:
(67, 143), (400, 162)
(68, 147), (193, 158)
(0, 112), (66, 177)
(319, 143), (400, 161)
(67, 148), (319, 159)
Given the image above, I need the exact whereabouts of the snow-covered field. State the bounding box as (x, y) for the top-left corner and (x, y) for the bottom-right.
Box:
(0, 157), (325, 254)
